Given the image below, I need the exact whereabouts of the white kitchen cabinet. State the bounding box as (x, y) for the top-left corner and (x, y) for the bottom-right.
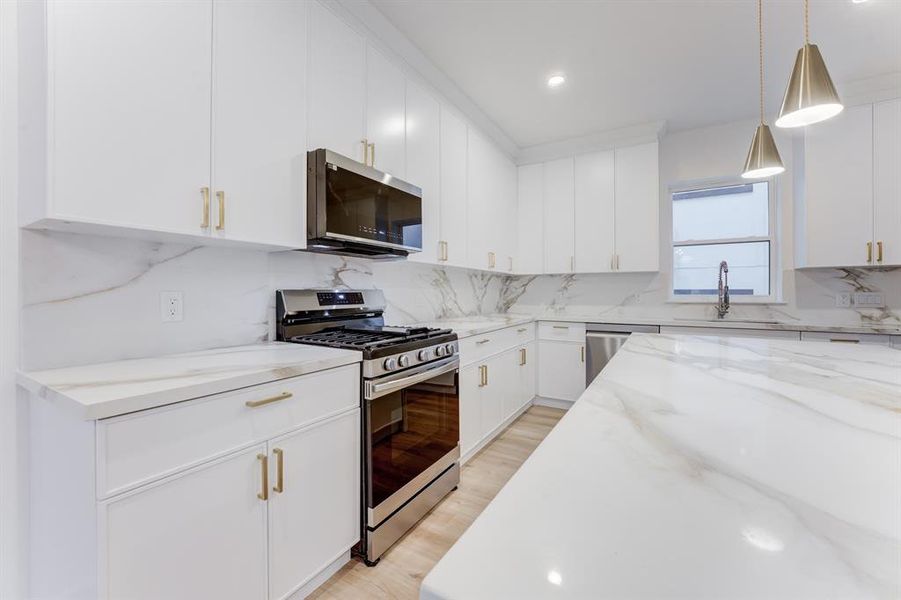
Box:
(439, 108), (469, 267)
(405, 80), (441, 264)
(543, 157), (576, 274)
(500, 157), (519, 273)
(538, 340), (586, 402)
(268, 411), (360, 600)
(801, 104), (874, 268)
(211, 0), (307, 248)
(874, 99), (901, 266)
(574, 151), (615, 273)
(479, 354), (511, 439)
(614, 142), (659, 272)
(892, 336), (901, 350)
(459, 363), (483, 458)
(799, 331), (891, 346)
(517, 164), (545, 274)
(307, 1), (366, 163)
(103, 446), (268, 600)
(467, 130), (508, 270)
(507, 341), (537, 417)
(25, 0), (213, 236)
(365, 44), (406, 177)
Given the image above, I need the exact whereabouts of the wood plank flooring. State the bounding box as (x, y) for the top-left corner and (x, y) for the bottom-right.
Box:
(309, 405), (566, 600)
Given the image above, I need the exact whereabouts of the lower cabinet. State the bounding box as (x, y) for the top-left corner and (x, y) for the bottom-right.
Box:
(538, 340), (586, 402)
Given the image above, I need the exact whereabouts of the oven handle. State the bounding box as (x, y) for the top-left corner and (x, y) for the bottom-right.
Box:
(365, 356), (460, 400)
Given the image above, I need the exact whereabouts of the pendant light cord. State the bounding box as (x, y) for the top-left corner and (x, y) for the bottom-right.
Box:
(804, 0), (809, 44)
(758, 0), (765, 124)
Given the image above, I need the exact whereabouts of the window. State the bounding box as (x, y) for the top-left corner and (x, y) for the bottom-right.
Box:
(671, 181), (776, 300)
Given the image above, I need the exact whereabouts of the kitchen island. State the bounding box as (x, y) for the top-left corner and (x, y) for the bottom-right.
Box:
(421, 333), (901, 599)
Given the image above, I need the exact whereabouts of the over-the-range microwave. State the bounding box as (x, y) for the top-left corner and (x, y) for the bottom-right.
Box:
(306, 148), (423, 259)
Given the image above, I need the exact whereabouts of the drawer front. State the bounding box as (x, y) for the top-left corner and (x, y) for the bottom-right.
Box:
(800, 331), (892, 346)
(460, 325), (532, 366)
(538, 321), (586, 342)
(97, 363), (360, 498)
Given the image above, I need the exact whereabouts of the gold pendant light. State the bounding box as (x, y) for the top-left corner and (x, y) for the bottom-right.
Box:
(775, 0), (843, 128)
(743, 0), (785, 179)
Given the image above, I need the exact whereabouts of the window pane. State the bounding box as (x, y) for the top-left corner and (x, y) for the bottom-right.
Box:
(673, 241), (770, 296)
(673, 182), (769, 242)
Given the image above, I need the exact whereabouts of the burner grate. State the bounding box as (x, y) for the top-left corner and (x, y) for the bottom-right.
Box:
(289, 326), (452, 350)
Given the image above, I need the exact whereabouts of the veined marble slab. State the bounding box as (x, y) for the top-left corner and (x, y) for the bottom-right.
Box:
(18, 343), (361, 420)
(412, 314), (536, 339)
(421, 334), (901, 599)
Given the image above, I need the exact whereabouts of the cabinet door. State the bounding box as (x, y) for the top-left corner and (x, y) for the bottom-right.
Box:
(211, 0), (306, 248)
(366, 44), (406, 177)
(467, 130), (499, 270)
(102, 446), (267, 600)
(49, 0), (213, 236)
(804, 104), (874, 267)
(519, 341), (537, 410)
(575, 151), (615, 273)
(517, 164), (545, 274)
(543, 158), (576, 274)
(307, 1), (365, 163)
(459, 364), (482, 457)
(614, 142), (659, 272)
(439, 108), (469, 267)
(538, 341), (586, 402)
(874, 99), (901, 266)
(480, 356), (507, 436)
(268, 411), (359, 600)
(499, 157), (519, 273)
(406, 80), (441, 264)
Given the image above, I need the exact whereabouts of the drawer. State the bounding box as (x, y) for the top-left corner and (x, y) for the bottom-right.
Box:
(660, 325), (800, 340)
(538, 321), (586, 342)
(96, 363), (360, 498)
(459, 324), (534, 366)
(800, 331), (892, 346)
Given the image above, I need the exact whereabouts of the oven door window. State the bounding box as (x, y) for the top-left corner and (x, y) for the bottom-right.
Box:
(367, 369), (459, 509)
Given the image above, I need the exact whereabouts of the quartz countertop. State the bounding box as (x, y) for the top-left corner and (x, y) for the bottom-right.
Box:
(18, 343), (361, 420)
(421, 333), (901, 599)
(412, 314), (537, 339)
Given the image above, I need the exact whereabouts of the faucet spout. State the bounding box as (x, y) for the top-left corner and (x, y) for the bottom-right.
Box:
(716, 261), (730, 319)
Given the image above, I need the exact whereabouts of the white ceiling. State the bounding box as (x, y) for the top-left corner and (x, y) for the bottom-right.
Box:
(371, 0), (901, 149)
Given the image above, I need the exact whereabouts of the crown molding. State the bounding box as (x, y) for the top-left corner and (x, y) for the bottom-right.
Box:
(515, 120), (667, 165)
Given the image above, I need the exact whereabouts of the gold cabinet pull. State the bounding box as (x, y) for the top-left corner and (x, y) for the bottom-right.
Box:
(245, 391), (293, 408)
(519, 348), (526, 366)
(581, 345), (585, 363)
(200, 187), (210, 228)
(829, 338), (860, 344)
(257, 454), (269, 501)
(477, 365), (484, 387)
(484, 365), (489, 386)
(215, 191), (225, 230)
(438, 241), (448, 262)
(361, 139), (369, 165)
(615, 254), (620, 270)
(552, 325), (569, 330)
(488, 252), (496, 268)
(272, 448), (284, 493)
(368, 142), (375, 167)
(867, 241), (873, 263)
(877, 241), (884, 263)
(508, 256), (513, 271)
(517, 328), (528, 333)
(476, 338), (491, 345)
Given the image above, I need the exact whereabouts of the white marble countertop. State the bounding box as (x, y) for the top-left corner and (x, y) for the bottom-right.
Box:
(415, 313), (901, 338)
(421, 334), (901, 599)
(18, 343), (361, 420)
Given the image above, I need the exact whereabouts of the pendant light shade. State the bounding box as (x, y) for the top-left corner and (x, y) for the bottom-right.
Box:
(742, 0), (784, 179)
(775, 43), (843, 128)
(742, 124), (785, 179)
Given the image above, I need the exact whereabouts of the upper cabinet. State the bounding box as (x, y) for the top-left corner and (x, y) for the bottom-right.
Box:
(307, 1), (366, 163)
(467, 130), (517, 272)
(613, 142), (659, 272)
(405, 80), (441, 264)
(438, 109), (469, 268)
(516, 164), (544, 274)
(543, 158), (576, 274)
(799, 100), (900, 268)
(365, 44), (407, 177)
(574, 151), (615, 273)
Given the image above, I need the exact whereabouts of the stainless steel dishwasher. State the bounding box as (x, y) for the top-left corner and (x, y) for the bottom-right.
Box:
(586, 324), (659, 385)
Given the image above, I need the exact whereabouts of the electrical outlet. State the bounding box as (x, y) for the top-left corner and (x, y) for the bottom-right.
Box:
(160, 291), (184, 322)
(835, 293), (851, 308)
(853, 292), (885, 308)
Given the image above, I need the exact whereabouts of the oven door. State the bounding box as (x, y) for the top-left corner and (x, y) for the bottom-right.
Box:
(363, 356), (460, 527)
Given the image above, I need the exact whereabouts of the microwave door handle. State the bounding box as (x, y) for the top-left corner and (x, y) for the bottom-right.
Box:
(365, 356), (459, 400)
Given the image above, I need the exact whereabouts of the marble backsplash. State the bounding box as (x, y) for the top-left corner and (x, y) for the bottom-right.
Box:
(20, 230), (900, 371)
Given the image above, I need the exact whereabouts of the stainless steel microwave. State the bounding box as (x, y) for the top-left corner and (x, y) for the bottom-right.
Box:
(306, 149), (422, 259)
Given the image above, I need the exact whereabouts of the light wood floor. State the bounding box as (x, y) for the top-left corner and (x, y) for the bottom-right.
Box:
(309, 405), (566, 600)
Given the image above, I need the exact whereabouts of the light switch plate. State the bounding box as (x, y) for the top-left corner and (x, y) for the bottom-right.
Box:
(835, 293), (851, 308)
(160, 291), (184, 322)
(853, 292), (885, 308)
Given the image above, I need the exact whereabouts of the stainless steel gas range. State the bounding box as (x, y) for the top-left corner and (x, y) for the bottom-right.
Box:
(275, 289), (460, 565)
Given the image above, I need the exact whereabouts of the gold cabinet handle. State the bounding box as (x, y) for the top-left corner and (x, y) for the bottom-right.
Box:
(581, 345), (585, 363)
(476, 338), (491, 345)
(245, 391), (293, 408)
(257, 454), (269, 501)
(519, 348), (526, 366)
(877, 241), (883, 263)
(867, 241), (873, 263)
(477, 365), (485, 387)
(272, 448), (284, 493)
(361, 139), (369, 165)
(200, 187), (210, 229)
(484, 364), (489, 386)
(368, 142), (375, 167)
(517, 328), (528, 333)
(615, 254), (620, 270)
(508, 256), (513, 271)
(438, 241), (448, 262)
(488, 252), (495, 268)
(829, 338), (860, 344)
(215, 191), (225, 230)
(552, 325), (569, 330)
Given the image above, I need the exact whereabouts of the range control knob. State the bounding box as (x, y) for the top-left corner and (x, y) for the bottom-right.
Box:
(383, 357), (398, 371)
(435, 345), (447, 357)
(398, 355), (410, 368)
(418, 349), (433, 361)
(445, 344), (456, 355)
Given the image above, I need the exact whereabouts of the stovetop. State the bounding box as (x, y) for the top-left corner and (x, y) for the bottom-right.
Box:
(288, 325), (457, 363)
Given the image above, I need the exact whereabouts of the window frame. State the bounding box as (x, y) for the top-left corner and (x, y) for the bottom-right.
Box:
(668, 176), (782, 304)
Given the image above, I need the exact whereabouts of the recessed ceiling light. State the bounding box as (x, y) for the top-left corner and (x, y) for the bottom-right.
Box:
(851, 0), (868, 3)
(547, 74), (566, 88)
